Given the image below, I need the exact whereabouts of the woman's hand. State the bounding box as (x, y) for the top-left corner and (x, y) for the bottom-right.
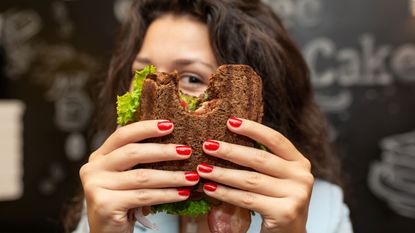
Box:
(79, 120), (198, 233)
(198, 117), (314, 233)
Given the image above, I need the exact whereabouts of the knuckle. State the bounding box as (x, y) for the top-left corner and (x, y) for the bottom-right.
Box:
(241, 193), (256, 207)
(303, 173), (315, 186)
(80, 176), (101, 195)
(99, 207), (125, 226)
(93, 194), (108, 210)
(109, 215), (126, 226)
(79, 163), (96, 183)
(88, 151), (99, 162)
(122, 143), (137, 159)
(135, 190), (152, 204)
(282, 199), (305, 223)
(79, 164), (89, 179)
(281, 205), (297, 223)
(253, 150), (269, 165)
(79, 170), (94, 187)
(282, 210), (296, 223)
(296, 171), (314, 186)
(133, 169), (150, 184)
(245, 172), (262, 189)
(293, 187), (310, 203)
(301, 158), (312, 172)
(87, 192), (128, 227)
(262, 219), (280, 231)
(89, 191), (112, 215)
(269, 131), (286, 148)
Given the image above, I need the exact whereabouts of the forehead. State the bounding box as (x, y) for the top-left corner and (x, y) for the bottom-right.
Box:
(140, 14), (212, 57)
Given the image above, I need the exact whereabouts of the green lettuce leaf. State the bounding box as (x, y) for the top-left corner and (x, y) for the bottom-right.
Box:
(151, 199), (211, 216)
(179, 91), (209, 112)
(179, 92), (201, 112)
(116, 65), (156, 126)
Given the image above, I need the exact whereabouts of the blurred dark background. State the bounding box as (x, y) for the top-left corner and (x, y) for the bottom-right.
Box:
(0, 0), (414, 232)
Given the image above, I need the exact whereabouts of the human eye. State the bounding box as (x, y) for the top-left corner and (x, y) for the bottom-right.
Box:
(181, 73), (203, 85)
(178, 72), (208, 96)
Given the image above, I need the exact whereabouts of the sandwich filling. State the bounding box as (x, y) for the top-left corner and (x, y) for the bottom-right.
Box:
(179, 91), (208, 112)
(179, 91), (219, 115)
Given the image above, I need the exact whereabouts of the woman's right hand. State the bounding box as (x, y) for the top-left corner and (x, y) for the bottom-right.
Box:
(79, 120), (198, 233)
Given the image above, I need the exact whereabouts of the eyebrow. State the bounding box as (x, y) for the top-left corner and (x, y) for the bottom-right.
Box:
(134, 57), (215, 70)
(173, 58), (215, 70)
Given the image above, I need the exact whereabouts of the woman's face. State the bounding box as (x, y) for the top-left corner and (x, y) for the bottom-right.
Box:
(132, 14), (218, 96)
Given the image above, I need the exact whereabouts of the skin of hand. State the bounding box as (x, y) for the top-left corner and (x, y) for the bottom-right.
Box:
(198, 117), (314, 233)
(79, 120), (199, 233)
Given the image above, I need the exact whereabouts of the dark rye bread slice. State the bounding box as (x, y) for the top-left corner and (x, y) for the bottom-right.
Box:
(138, 64), (263, 173)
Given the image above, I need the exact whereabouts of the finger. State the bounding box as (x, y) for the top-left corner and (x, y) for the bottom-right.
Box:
(227, 117), (303, 161)
(197, 165), (291, 197)
(102, 143), (191, 171)
(202, 183), (279, 216)
(114, 188), (191, 210)
(100, 169), (199, 190)
(97, 120), (174, 155)
(202, 140), (294, 178)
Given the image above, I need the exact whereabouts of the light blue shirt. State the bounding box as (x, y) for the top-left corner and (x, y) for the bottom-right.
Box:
(73, 179), (353, 233)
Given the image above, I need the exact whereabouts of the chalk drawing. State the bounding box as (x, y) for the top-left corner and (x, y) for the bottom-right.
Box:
(262, 0), (323, 28)
(1, 9), (42, 78)
(369, 130), (415, 218)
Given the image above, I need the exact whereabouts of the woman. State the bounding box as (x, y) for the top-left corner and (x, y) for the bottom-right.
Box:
(70, 0), (353, 232)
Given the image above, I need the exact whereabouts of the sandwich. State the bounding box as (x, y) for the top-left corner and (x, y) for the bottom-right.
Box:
(116, 64), (263, 218)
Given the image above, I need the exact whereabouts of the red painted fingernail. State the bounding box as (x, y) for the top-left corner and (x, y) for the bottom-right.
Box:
(178, 188), (190, 196)
(157, 120), (173, 131)
(176, 146), (192, 156)
(204, 140), (220, 151)
(228, 117), (242, 128)
(198, 163), (213, 173)
(204, 182), (217, 192)
(184, 172), (199, 181)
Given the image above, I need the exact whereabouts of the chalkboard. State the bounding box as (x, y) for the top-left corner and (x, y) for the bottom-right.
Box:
(0, 0), (414, 232)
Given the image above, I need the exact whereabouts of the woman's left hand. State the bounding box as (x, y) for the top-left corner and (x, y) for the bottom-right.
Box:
(198, 117), (314, 233)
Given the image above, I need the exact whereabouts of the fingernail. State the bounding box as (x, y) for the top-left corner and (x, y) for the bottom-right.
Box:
(178, 188), (190, 197)
(176, 145), (192, 156)
(203, 182), (217, 192)
(184, 172), (199, 181)
(157, 120), (173, 131)
(198, 163), (213, 173)
(228, 117), (242, 128)
(204, 140), (220, 151)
